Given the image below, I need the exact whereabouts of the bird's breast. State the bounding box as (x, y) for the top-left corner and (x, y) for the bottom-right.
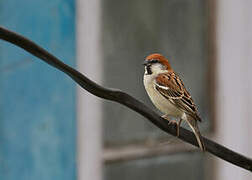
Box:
(143, 75), (182, 117)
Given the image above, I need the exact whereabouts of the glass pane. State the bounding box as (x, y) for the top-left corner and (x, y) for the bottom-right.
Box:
(102, 0), (210, 146)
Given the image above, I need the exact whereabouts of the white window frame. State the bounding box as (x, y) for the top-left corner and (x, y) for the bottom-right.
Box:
(77, 0), (103, 180)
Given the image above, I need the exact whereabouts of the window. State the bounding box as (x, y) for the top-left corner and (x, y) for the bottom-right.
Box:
(101, 1), (214, 179)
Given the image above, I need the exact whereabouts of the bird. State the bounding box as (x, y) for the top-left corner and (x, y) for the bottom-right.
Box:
(143, 53), (205, 151)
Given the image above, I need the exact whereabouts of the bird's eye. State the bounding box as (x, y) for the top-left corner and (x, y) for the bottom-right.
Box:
(150, 59), (159, 64)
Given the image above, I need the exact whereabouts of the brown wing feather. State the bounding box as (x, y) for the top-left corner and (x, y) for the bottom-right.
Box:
(155, 72), (201, 121)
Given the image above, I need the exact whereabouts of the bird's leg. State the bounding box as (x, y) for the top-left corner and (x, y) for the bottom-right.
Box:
(176, 119), (183, 137)
(162, 115), (181, 137)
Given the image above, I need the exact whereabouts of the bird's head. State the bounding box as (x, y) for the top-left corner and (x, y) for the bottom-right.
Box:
(143, 53), (172, 75)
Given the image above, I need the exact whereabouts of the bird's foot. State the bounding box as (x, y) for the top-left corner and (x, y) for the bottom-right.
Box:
(162, 115), (181, 137)
(168, 120), (180, 137)
(162, 114), (170, 120)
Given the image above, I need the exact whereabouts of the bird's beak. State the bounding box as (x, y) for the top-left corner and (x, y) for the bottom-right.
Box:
(142, 60), (149, 66)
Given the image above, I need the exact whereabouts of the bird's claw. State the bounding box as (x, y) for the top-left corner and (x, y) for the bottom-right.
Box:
(168, 120), (180, 137)
(162, 115), (181, 137)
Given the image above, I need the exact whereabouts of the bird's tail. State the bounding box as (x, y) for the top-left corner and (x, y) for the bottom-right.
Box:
(186, 117), (205, 151)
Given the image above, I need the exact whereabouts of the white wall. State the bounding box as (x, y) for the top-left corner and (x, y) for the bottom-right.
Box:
(216, 0), (252, 179)
(76, 0), (102, 180)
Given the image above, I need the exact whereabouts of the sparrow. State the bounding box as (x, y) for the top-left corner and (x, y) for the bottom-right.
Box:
(143, 53), (205, 151)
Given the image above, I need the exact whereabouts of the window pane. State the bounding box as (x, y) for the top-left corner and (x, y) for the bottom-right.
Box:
(102, 0), (210, 146)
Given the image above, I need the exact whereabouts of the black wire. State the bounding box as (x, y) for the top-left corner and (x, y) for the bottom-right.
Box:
(0, 26), (251, 172)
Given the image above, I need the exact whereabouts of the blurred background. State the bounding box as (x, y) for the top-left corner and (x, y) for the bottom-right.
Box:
(0, 0), (251, 180)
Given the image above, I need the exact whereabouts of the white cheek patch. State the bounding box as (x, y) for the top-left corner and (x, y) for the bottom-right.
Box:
(144, 63), (167, 75)
(151, 63), (163, 73)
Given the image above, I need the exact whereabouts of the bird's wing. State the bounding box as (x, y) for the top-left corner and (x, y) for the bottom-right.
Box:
(155, 72), (201, 121)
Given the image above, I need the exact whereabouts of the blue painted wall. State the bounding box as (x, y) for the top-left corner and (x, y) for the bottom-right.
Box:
(0, 0), (76, 179)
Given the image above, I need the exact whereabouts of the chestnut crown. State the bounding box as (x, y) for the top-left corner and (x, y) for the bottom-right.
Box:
(143, 53), (172, 70)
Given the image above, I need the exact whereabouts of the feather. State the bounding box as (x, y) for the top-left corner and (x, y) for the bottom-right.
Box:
(155, 72), (201, 121)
